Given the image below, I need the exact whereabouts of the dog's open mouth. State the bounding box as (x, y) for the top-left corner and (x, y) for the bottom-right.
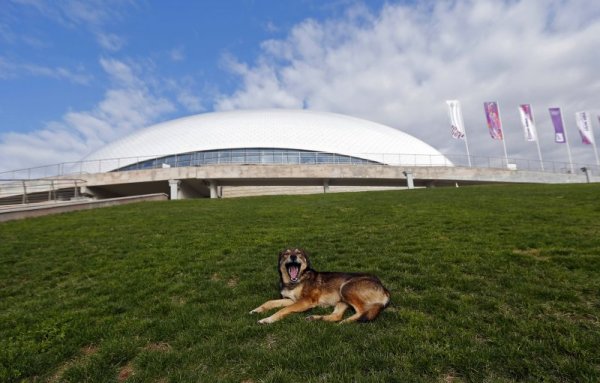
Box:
(286, 262), (301, 282)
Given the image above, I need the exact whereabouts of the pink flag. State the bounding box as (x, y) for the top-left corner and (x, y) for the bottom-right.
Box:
(484, 102), (503, 140)
(518, 104), (538, 142)
(575, 111), (595, 145)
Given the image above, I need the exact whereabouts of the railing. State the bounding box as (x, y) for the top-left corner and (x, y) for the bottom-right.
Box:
(441, 154), (598, 175)
(0, 179), (86, 207)
(0, 152), (598, 180)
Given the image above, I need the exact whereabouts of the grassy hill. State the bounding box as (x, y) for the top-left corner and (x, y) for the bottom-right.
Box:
(1, 184), (599, 382)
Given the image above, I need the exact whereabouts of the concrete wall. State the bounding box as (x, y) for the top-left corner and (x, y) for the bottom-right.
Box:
(0, 193), (168, 222)
(32, 164), (597, 200)
(221, 185), (408, 198)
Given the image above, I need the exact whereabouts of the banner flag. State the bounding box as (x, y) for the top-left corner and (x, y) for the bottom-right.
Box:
(484, 101), (503, 140)
(549, 107), (567, 143)
(575, 111), (595, 145)
(446, 100), (466, 139)
(518, 104), (538, 141)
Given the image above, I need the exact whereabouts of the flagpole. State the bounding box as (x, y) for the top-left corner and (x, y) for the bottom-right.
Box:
(561, 113), (575, 173)
(592, 140), (600, 167)
(463, 128), (472, 167)
(535, 137), (544, 171)
(530, 105), (544, 171)
(458, 104), (472, 167)
(593, 116), (600, 167)
(498, 103), (509, 168)
(501, 135), (509, 168)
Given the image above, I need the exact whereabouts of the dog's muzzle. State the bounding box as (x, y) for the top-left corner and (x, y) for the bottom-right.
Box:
(286, 262), (301, 282)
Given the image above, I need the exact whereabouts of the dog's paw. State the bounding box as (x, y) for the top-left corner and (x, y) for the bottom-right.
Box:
(258, 317), (274, 325)
(305, 315), (320, 321)
(249, 308), (262, 315)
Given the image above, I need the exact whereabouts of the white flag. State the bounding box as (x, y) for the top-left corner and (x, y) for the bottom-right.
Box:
(446, 100), (465, 139)
(575, 111), (595, 145)
(518, 104), (538, 142)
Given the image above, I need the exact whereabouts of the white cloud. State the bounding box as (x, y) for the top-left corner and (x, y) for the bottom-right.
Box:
(216, 0), (600, 167)
(99, 57), (139, 86)
(0, 57), (13, 79)
(10, 0), (134, 50)
(23, 63), (92, 85)
(0, 22), (16, 43)
(176, 90), (204, 113)
(264, 21), (279, 33)
(14, 0), (130, 27)
(97, 32), (126, 52)
(169, 46), (185, 62)
(162, 76), (208, 113)
(63, 0), (113, 25)
(0, 58), (175, 172)
(0, 56), (92, 84)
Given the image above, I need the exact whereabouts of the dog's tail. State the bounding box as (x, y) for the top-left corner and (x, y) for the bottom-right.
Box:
(358, 287), (391, 322)
(383, 287), (391, 308)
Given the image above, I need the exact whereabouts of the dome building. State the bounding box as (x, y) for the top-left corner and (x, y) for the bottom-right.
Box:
(80, 109), (451, 198)
(83, 109), (450, 171)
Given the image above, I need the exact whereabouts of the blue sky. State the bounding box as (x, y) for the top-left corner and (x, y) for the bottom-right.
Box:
(2, 1), (383, 131)
(1, 0), (600, 172)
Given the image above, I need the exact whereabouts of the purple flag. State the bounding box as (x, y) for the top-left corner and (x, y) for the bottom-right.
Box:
(549, 107), (566, 143)
(484, 102), (503, 140)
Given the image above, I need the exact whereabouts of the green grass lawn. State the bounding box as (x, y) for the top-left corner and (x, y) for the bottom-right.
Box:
(1, 184), (599, 382)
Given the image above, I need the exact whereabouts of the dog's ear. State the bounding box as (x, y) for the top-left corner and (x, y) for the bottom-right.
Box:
(299, 248), (312, 269)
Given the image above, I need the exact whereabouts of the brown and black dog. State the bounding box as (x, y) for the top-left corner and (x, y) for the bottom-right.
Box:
(250, 248), (390, 324)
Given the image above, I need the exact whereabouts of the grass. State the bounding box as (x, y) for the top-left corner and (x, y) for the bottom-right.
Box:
(1, 184), (599, 382)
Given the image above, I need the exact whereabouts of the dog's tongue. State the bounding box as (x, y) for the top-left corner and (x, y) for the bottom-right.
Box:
(289, 266), (299, 280)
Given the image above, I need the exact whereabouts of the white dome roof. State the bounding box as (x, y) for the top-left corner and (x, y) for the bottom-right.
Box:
(82, 109), (449, 171)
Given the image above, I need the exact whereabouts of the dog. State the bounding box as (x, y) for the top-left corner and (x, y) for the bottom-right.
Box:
(250, 248), (390, 324)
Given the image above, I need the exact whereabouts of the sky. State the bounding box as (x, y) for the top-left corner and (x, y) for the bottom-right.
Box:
(1, 0), (600, 174)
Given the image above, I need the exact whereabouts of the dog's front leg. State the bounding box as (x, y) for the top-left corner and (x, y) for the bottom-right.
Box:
(250, 298), (294, 314)
(258, 299), (316, 324)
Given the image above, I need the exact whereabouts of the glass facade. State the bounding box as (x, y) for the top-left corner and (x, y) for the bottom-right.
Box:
(115, 148), (380, 171)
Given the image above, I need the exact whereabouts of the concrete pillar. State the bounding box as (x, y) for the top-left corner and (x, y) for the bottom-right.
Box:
(22, 180), (27, 204)
(403, 171), (414, 189)
(323, 179), (330, 193)
(168, 179), (181, 200)
(73, 180), (80, 199)
(209, 180), (219, 199)
(80, 185), (93, 198)
(48, 180), (54, 202)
